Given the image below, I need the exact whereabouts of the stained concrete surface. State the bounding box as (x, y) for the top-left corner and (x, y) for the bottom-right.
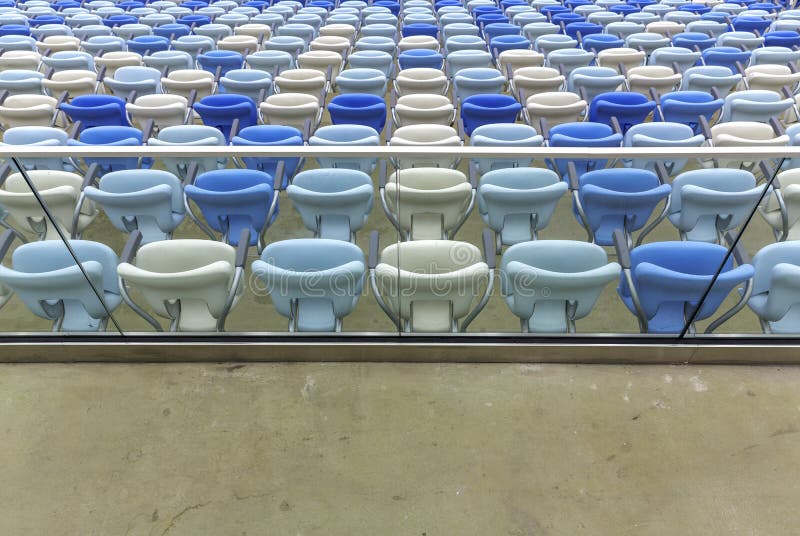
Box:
(2, 362), (799, 535)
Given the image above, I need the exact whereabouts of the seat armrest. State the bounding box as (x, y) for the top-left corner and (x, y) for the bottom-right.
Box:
(368, 230), (379, 270)
(120, 230), (143, 264)
(378, 159), (387, 189)
(482, 228), (495, 269)
(81, 162), (100, 190)
(235, 228), (250, 268)
(273, 160), (285, 191)
(0, 228), (15, 262)
(181, 162), (199, 187)
(567, 161), (580, 191)
(469, 160), (479, 188)
(613, 229), (631, 269)
(725, 232), (751, 266)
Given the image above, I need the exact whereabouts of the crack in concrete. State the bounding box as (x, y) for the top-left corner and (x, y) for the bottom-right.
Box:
(233, 491), (271, 501)
(158, 501), (211, 536)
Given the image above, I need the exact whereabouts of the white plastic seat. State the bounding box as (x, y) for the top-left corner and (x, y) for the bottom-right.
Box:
(394, 67), (448, 96)
(392, 94), (455, 127)
(389, 124), (461, 169)
(626, 65), (682, 96)
(42, 69), (97, 98)
(511, 66), (564, 100)
(596, 47), (646, 73)
(274, 68), (327, 101)
(525, 91), (587, 129)
(126, 94), (188, 131)
(0, 51), (42, 72)
(161, 69), (216, 101)
(0, 94), (59, 129)
(260, 92), (322, 131)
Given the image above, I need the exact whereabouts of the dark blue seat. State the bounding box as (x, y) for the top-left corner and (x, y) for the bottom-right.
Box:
(581, 33), (624, 53)
(152, 23), (192, 40)
(489, 34), (530, 55)
(328, 93), (387, 133)
(764, 31), (800, 48)
(198, 50), (244, 77)
(702, 46), (751, 74)
(232, 125), (303, 186)
(67, 126), (147, 172)
(461, 94), (521, 136)
(401, 23), (438, 38)
(731, 15), (771, 35)
(673, 32), (716, 51)
(565, 22), (603, 41)
(588, 92), (656, 133)
(184, 169), (278, 247)
(656, 91), (723, 135)
(548, 122), (622, 177)
(194, 94), (258, 141)
(398, 49), (443, 70)
(0, 24), (30, 37)
(126, 35), (170, 55)
(60, 95), (129, 130)
(102, 14), (138, 27)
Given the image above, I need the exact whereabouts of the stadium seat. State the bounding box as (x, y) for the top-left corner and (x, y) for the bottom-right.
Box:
(232, 125), (303, 185)
(309, 124), (380, 173)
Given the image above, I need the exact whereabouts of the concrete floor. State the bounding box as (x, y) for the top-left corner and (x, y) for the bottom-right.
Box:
(2, 362), (800, 535)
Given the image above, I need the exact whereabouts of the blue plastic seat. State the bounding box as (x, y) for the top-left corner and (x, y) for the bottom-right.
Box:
(219, 69), (273, 102)
(548, 121), (622, 177)
(286, 168), (374, 242)
(565, 21), (603, 40)
(618, 241), (754, 333)
(567, 67), (625, 104)
(60, 95), (129, 130)
(335, 68), (388, 96)
(763, 30), (800, 48)
(198, 50), (244, 77)
(668, 169), (763, 243)
(1, 126), (69, 172)
(731, 15), (771, 34)
(581, 33), (624, 53)
(328, 93), (387, 133)
(232, 125), (303, 186)
(748, 242), (800, 334)
(194, 94), (258, 141)
(83, 169), (185, 243)
(0, 238), (122, 331)
(489, 34), (530, 56)
(398, 48), (444, 70)
(478, 167), (568, 246)
(453, 67), (505, 101)
(649, 46), (702, 73)
(722, 90), (795, 123)
(126, 34), (169, 55)
(572, 168), (671, 246)
(252, 238), (366, 331)
(68, 126), (146, 172)
(246, 50), (295, 73)
(588, 92), (656, 133)
(185, 168), (278, 247)
(672, 31), (716, 51)
(402, 22), (438, 38)
(702, 46), (751, 74)
(41, 51), (94, 73)
(656, 91), (724, 135)
(500, 240), (621, 332)
(623, 122), (704, 176)
(104, 65), (162, 97)
(347, 50), (394, 77)
(446, 49), (493, 77)
(545, 48), (594, 76)
(749, 46), (800, 66)
(469, 123), (543, 174)
(680, 65), (742, 96)
(461, 94), (521, 136)
(308, 124), (380, 173)
(444, 34), (488, 54)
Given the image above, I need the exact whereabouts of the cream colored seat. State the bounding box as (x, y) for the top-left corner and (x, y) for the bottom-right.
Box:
(525, 92), (587, 129)
(372, 239), (490, 332)
(597, 47), (646, 73)
(381, 167), (474, 240)
(94, 51), (142, 77)
(498, 49), (545, 76)
(0, 94), (58, 128)
(161, 69), (216, 101)
(117, 239), (245, 332)
(274, 68), (327, 101)
(392, 94), (455, 126)
(234, 23), (272, 44)
(511, 66), (565, 100)
(394, 67), (449, 96)
(218, 35), (259, 55)
(744, 64), (800, 94)
(36, 36), (81, 54)
(760, 168), (800, 241)
(398, 35), (440, 52)
(645, 20), (685, 37)
(309, 35), (351, 55)
(0, 50), (42, 71)
(0, 170), (98, 241)
(126, 94), (189, 131)
(626, 65), (681, 96)
(710, 121), (789, 168)
(389, 124), (461, 169)
(260, 92), (322, 131)
(319, 23), (357, 42)
(42, 69), (98, 97)
(297, 50), (343, 78)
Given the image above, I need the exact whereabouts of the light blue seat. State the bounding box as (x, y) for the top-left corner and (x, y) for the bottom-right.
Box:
(572, 168), (671, 246)
(721, 90), (795, 123)
(184, 168), (278, 248)
(534, 33), (577, 55)
(359, 22), (399, 40)
(104, 65), (162, 97)
(0, 69), (44, 95)
(286, 168), (374, 242)
(252, 238), (366, 331)
(276, 22), (316, 45)
(649, 46), (701, 72)
(469, 123), (543, 174)
(453, 67), (505, 101)
(83, 169), (185, 243)
(445, 49), (493, 77)
(522, 22), (560, 42)
(545, 48), (594, 76)
(0, 237), (122, 331)
(309, 124), (380, 173)
(604, 21), (646, 39)
(444, 34), (487, 53)
(232, 125), (303, 187)
(142, 50), (194, 74)
(113, 23), (153, 41)
(40, 51), (94, 72)
(478, 167), (567, 246)
(668, 168), (762, 243)
(347, 50), (394, 77)
(749, 46), (800, 66)
(171, 35), (216, 59)
(500, 240), (620, 332)
(717, 30), (764, 50)
(67, 126), (146, 173)
(547, 121), (622, 177)
(2, 126), (69, 171)
(148, 125), (226, 179)
(748, 242), (800, 334)
(680, 65), (741, 96)
(617, 240), (754, 333)
(441, 22), (479, 41)
(568, 66), (625, 104)
(354, 36), (397, 55)
(335, 68), (388, 96)
(262, 36), (306, 62)
(626, 31), (670, 55)
(0, 35), (37, 51)
(219, 69), (273, 102)
(246, 50), (295, 73)
(623, 122), (704, 176)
